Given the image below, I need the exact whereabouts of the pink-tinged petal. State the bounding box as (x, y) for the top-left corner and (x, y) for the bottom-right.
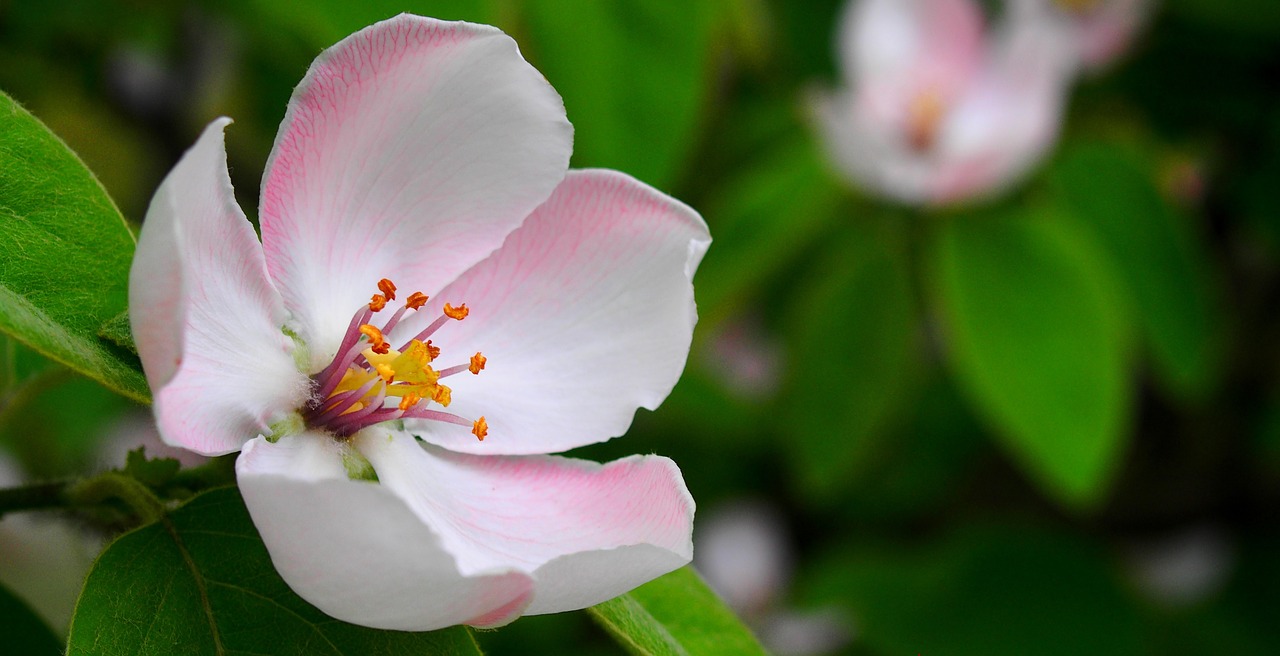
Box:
(236, 434), (535, 631)
(811, 86), (940, 204)
(130, 119), (306, 455)
(841, 0), (984, 121)
(356, 432), (694, 614)
(930, 14), (1074, 203)
(260, 15), (573, 365)
(393, 169), (709, 455)
(1009, 0), (1148, 71)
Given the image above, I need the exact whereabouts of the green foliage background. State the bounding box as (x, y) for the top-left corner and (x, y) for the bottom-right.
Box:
(2, 0), (1279, 654)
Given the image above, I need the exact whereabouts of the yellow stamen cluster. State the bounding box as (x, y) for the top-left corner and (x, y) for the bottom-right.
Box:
(331, 338), (451, 414)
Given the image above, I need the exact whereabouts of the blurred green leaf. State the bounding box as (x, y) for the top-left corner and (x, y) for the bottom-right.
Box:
(523, 0), (716, 188)
(241, 0), (498, 47)
(783, 224), (919, 502)
(587, 566), (767, 656)
(0, 336), (131, 477)
(930, 209), (1133, 509)
(1168, 0), (1280, 36)
(1050, 141), (1219, 399)
(696, 138), (844, 324)
(0, 581), (62, 656)
(0, 90), (148, 403)
(832, 377), (985, 521)
(801, 527), (1144, 656)
(67, 487), (483, 656)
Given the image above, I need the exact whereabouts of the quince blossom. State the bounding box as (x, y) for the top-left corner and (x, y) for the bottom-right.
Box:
(1011, 0), (1150, 71)
(812, 0), (1077, 205)
(129, 15), (709, 631)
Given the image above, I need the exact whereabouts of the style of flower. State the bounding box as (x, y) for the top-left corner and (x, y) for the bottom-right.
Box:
(1010, 0), (1150, 71)
(129, 14), (709, 631)
(811, 0), (1077, 205)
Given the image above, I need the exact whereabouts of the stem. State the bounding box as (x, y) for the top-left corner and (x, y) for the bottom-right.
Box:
(0, 479), (71, 518)
(66, 472), (166, 524)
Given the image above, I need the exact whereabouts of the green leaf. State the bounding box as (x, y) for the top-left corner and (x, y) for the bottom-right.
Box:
(0, 335), (131, 477)
(238, 0), (497, 48)
(1049, 141), (1220, 399)
(523, 0), (716, 188)
(0, 90), (148, 403)
(119, 447), (181, 489)
(783, 224), (919, 502)
(0, 581), (63, 656)
(67, 487), (484, 656)
(800, 527), (1144, 656)
(97, 310), (136, 353)
(587, 567), (767, 656)
(930, 208), (1133, 509)
(695, 138), (845, 324)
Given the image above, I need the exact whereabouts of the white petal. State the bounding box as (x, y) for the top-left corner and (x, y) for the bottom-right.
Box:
(842, 0), (983, 111)
(393, 169), (710, 455)
(356, 432), (694, 614)
(259, 15), (573, 366)
(236, 434), (534, 631)
(130, 119), (306, 455)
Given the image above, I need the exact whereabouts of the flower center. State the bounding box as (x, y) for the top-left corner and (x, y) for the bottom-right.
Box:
(302, 278), (488, 441)
(905, 88), (946, 153)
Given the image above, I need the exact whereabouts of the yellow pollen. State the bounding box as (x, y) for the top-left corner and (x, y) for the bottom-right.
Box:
(359, 324), (389, 354)
(469, 352), (487, 375)
(443, 303), (469, 320)
(369, 294), (387, 312)
(378, 278), (397, 301)
(432, 384), (452, 407)
(398, 394), (421, 412)
(373, 363), (396, 383)
(472, 416), (488, 441)
(405, 291), (429, 309)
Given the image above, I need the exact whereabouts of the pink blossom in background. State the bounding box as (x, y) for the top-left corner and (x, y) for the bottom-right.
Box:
(129, 14), (709, 631)
(1011, 0), (1151, 71)
(812, 0), (1077, 205)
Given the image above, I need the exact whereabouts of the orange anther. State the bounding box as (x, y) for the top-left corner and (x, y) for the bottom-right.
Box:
(425, 340), (441, 361)
(398, 394), (421, 412)
(469, 352), (487, 375)
(359, 324), (389, 354)
(405, 292), (429, 310)
(472, 416), (488, 441)
(443, 303), (469, 320)
(378, 278), (397, 301)
(369, 294), (387, 312)
(432, 384), (452, 407)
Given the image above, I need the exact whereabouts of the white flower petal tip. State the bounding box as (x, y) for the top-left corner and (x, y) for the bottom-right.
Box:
(402, 169), (711, 456)
(815, 0), (1076, 205)
(260, 14), (573, 361)
(237, 436), (536, 631)
(356, 433), (694, 615)
(131, 118), (305, 456)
